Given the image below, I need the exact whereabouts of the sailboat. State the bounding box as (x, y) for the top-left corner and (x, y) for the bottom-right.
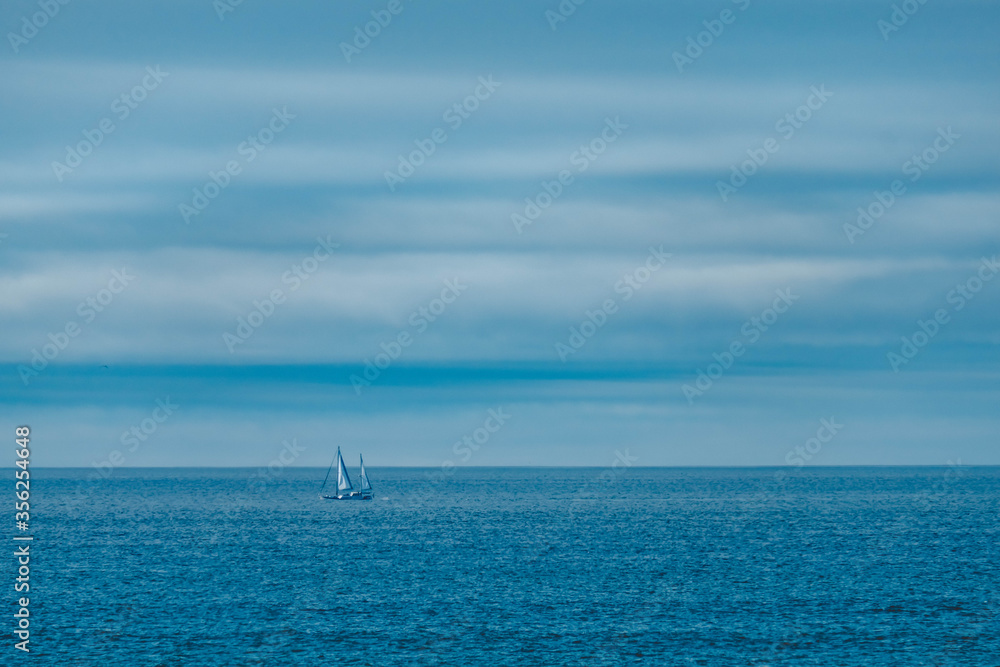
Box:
(320, 447), (374, 500)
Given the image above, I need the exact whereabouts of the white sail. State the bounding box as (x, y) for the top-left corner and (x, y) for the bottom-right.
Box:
(337, 448), (354, 492)
(359, 455), (372, 491)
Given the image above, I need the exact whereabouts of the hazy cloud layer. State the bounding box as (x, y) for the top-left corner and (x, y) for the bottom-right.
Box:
(2, 0), (997, 464)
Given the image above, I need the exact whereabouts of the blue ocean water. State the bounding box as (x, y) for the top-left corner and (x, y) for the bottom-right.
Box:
(16, 467), (1000, 665)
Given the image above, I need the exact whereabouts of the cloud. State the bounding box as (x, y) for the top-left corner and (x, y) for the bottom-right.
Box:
(3, 0), (997, 464)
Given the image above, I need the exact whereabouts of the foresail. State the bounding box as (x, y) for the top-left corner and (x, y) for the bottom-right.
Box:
(359, 455), (372, 491)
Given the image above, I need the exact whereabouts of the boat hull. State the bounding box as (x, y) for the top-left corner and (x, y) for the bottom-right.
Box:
(321, 492), (373, 501)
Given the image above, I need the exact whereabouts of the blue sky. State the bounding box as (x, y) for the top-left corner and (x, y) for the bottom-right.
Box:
(2, 0), (998, 467)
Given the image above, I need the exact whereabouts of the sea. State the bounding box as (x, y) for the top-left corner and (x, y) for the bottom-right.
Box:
(14, 466), (1000, 665)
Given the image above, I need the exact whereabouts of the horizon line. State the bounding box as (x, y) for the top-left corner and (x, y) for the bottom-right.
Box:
(11, 464), (994, 470)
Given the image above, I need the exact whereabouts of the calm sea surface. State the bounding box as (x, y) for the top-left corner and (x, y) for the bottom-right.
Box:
(15, 467), (1000, 665)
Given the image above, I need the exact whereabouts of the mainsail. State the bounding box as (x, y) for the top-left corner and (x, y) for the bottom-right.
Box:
(359, 455), (372, 491)
(337, 448), (354, 493)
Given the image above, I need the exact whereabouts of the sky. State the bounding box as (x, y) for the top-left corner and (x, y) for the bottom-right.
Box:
(1, 0), (998, 468)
